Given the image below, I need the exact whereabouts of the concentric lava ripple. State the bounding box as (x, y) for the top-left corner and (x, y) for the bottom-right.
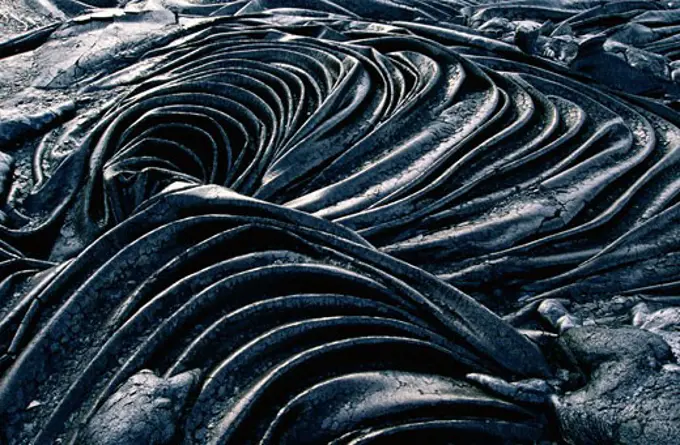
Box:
(8, 9), (680, 306)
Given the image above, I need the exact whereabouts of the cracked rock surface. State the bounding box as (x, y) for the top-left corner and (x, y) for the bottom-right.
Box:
(80, 369), (200, 445)
(555, 326), (680, 445)
(2, 1), (680, 444)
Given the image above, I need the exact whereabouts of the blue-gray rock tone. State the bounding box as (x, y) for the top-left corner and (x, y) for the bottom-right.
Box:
(1, 1), (680, 444)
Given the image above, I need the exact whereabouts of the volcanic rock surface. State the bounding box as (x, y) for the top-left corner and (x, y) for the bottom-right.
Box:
(1, 1), (680, 444)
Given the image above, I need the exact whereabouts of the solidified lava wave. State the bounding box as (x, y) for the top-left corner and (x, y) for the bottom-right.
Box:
(1, 1), (680, 444)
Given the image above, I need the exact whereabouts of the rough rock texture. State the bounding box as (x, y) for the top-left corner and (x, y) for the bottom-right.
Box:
(1, 1), (680, 444)
(555, 327), (680, 445)
(80, 369), (200, 445)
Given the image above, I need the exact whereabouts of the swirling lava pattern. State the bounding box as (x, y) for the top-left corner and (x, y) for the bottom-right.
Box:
(1, 0), (680, 444)
(0, 185), (549, 443)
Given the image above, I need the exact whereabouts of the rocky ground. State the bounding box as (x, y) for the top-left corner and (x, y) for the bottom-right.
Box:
(2, 1), (680, 444)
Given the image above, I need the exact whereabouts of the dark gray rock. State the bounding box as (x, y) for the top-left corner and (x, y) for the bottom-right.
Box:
(2, 1), (680, 444)
(554, 326), (680, 445)
(80, 369), (200, 445)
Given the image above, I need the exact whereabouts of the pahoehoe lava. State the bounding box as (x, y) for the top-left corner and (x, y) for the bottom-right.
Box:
(2, 0), (680, 444)
(0, 184), (551, 444)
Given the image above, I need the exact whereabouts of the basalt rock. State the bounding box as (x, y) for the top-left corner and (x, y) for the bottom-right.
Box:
(80, 369), (200, 445)
(554, 326), (680, 445)
(2, 1), (680, 444)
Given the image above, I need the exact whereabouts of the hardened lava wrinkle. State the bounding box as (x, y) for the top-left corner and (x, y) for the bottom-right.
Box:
(0, 185), (550, 444)
(1, 0), (680, 444)
(6, 6), (680, 306)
